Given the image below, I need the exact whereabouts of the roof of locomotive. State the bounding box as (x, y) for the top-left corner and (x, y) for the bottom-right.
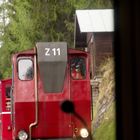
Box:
(12, 48), (88, 56)
(12, 49), (35, 56)
(68, 48), (88, 55)
(0, 78), (11, 83)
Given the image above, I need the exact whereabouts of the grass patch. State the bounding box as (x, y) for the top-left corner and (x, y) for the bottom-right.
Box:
(93, 117), (116, 140)
(93, 103), (116, 140)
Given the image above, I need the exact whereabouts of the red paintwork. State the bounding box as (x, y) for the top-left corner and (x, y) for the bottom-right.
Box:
(0, 79), (12, 140)
(11, 48), (92, 139)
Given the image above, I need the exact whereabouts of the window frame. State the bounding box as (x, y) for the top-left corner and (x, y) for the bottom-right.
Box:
(5, 85), (11, 111)
(70, 56), (86, 80)
(17, 57), (34, 81)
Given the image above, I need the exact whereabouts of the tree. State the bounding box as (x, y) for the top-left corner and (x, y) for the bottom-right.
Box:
(0, 0), (113, 78)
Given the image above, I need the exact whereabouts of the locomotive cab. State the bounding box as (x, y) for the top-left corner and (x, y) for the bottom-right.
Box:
(11, 42), (91, 140)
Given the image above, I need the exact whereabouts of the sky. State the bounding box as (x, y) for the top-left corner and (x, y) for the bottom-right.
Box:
(0, 0), (9, 48)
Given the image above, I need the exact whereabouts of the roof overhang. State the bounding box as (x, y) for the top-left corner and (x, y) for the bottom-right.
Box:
(74, 9), (114, 48)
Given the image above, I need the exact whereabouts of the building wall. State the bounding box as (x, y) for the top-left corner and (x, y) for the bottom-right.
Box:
(87, 32), (113, 77)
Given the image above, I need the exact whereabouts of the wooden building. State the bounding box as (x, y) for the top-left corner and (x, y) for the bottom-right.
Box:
(75, 9), (114, 78)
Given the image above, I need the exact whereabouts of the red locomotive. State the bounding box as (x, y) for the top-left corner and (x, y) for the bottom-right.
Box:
(1, 42), (92, 140)
(0, 79), (12, 140)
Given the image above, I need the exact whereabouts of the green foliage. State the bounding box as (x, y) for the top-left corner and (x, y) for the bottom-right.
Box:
(93, 103), (116, 140)
(73, 0), (113, 9)
(94, 117), (116, 140)
(93, 58), (116, 140)
(0, 0), (113, 78)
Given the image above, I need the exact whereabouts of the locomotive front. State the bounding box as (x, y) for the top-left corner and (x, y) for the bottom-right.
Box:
(11, 42), (92, 140)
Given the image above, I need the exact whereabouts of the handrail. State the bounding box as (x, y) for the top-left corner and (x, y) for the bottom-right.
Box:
(29, 47), (38, 140)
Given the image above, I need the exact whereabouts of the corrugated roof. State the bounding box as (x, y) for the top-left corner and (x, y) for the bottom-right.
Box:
(76, 9), (114, 32)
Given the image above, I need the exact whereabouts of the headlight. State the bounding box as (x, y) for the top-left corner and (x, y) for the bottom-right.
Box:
(80, 128), (89, 138)
(18, 130), (28, 140)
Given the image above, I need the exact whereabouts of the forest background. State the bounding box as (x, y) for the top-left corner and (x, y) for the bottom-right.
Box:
(0, 0), (112, 79)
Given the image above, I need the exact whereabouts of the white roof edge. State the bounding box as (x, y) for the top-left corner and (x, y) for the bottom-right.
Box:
(76, 9), (114, 32)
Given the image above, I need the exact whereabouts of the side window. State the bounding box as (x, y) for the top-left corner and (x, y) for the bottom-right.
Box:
(6, 86), (11, 98)
(70, 57), (86, 80)
(5, 86), (11, 111)
(18, 59), (33, 80)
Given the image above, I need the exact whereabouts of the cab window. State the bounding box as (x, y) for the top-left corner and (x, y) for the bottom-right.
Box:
(18, 59), (33, 80)
(70, 57), (86, 80)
